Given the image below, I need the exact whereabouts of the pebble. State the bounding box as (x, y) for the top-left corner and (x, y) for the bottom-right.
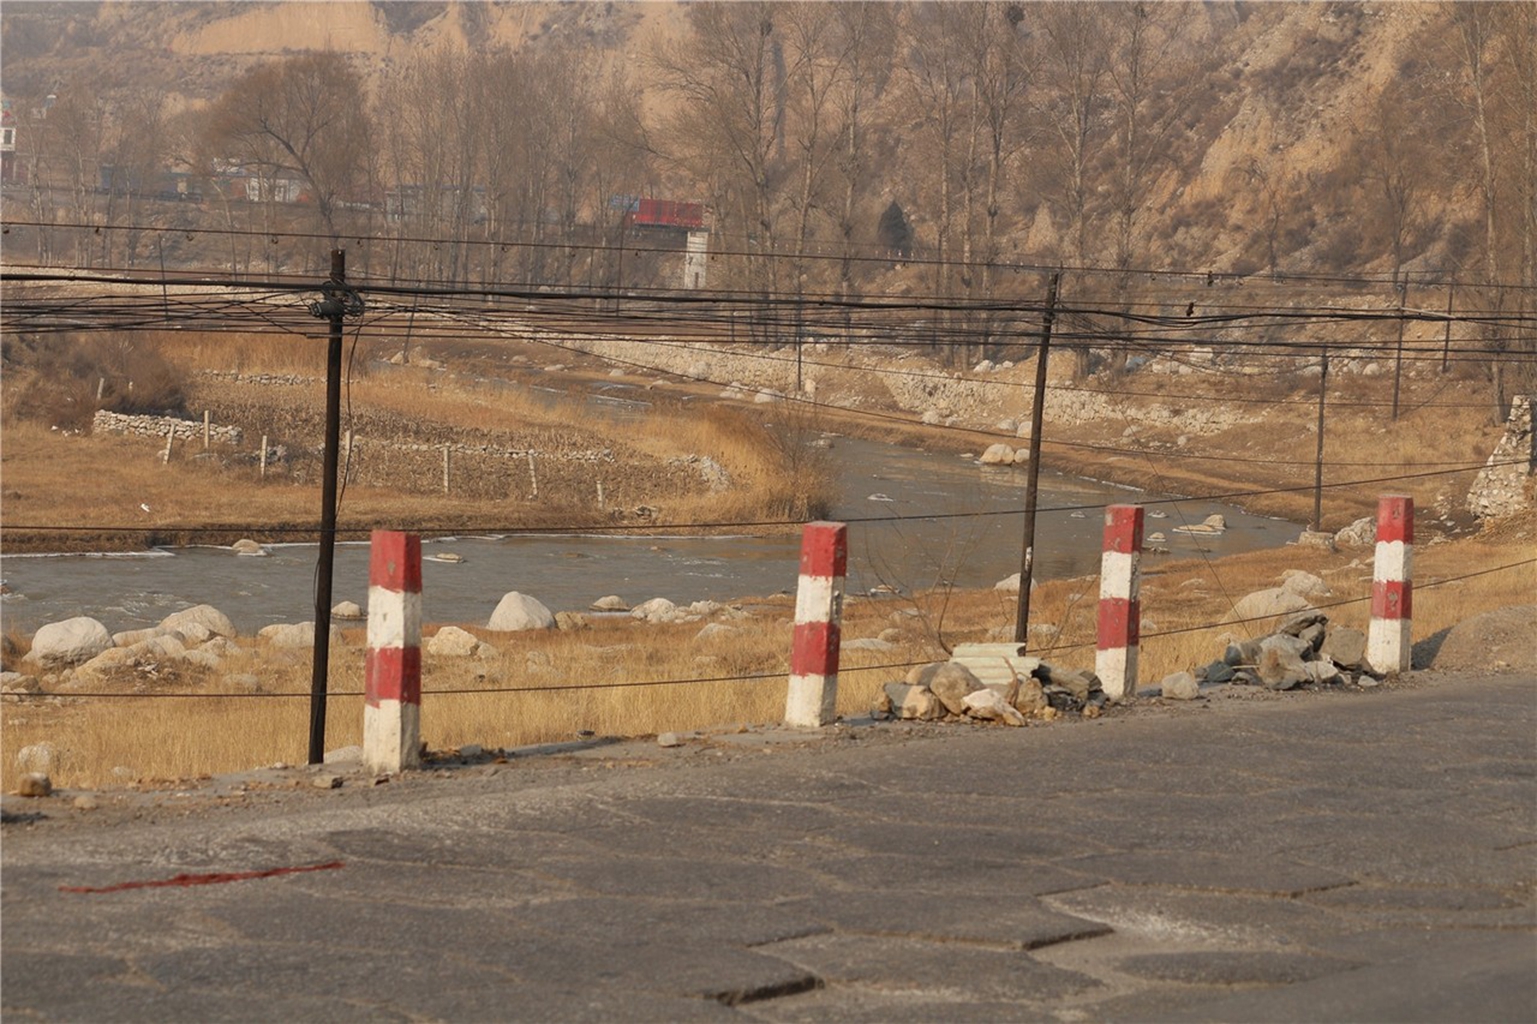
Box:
(1161, 671), (1202, 701)
(16, 773), (52, 798)
(657, 732), (685, 748)
(312, 775), (342, 790)
(73, 794), (99, 811)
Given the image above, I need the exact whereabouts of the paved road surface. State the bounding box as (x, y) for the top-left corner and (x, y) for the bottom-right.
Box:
(4, 672), (1534, 1021)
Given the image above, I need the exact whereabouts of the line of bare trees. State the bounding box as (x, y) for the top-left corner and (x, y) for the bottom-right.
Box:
(4, 3), (1534, 399)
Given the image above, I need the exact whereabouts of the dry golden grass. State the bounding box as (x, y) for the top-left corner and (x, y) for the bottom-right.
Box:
(0, 602), (914, 791)
(4, 518), (1531, 793)
(0, 348), (832, 550)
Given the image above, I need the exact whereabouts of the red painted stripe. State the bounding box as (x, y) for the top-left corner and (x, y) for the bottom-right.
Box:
(1371, 580), (1413, 620)
(1097, 597), (1140, 649)
(791, 621), (841, 676)
(1102, 505), (1144, 554)
(798, 522), (848, 579)
(366, 646), (422, 706)
(1376, 496), (1413, 545)
(370, 531), (422, 593)
(61, 861), (344, 894)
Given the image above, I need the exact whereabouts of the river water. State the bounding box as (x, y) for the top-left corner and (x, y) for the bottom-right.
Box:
(1, 434), (1296, 636)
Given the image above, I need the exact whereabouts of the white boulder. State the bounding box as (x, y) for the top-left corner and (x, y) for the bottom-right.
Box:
(630, 597), (679, 623)
(980, 443), (1017, 465)
(160, 605), (237, 639)
(487, 592), (556, 632)
(24, 617), (113, 669)
(428, 626), (485, 657)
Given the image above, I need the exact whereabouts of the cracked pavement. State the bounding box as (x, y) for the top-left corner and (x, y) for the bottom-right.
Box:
(3, 672), (1534, 1021)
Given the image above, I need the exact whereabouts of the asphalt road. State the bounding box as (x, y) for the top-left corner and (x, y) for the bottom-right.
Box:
(3, 672), (1534, 1022)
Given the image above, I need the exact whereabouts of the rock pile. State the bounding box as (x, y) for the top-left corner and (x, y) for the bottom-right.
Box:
(1466, 395), (1535, 519)
(10, 604), (247, 691)
(875, 645), (1108, 727)
(1154, 610), (1381, 698)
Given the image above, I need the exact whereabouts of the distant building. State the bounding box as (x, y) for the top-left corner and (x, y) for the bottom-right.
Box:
(385, 183), (486, 225)
(208, 159), (306, 204)
(1, 96), (19, 185)
(618, 196), (706, 231)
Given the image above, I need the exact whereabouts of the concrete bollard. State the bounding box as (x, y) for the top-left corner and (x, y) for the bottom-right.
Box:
(1367, 495), (1413, 674)
(784, 521), (847, 728)
(1095, 504), (1144, 701)
(365, 530), (423, 773)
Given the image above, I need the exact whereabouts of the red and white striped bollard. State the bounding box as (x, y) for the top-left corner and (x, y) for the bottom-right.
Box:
(1367, 495), (1413, 675)
(365, 530), (423, 772)
(784, 521), (847, 728)
(1095, 504), (1144, 701)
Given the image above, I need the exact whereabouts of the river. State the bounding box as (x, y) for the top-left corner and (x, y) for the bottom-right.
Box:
(0, 434), (1296, 636)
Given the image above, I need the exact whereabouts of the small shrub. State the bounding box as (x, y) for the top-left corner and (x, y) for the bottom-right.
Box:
(2, 333), (187, 428)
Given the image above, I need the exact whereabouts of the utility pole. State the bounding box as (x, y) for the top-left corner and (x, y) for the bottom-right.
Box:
(1391, 280), (1408, 420)
(1441, 283), (1454, 374)
(1313, 345), (1329, 532)
(1015, 272), (1059, 646)
(306, 249), (361, 764)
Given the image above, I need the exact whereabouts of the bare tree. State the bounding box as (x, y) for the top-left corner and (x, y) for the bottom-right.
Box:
(1033, 2), (1112, 267)
(828, 3), (896, 308)
(1359, 80), (1428, 288)
(99, 86), (169, 268)
(1104, 1), (1194, 273)
(899, 4), (975, 358)
(653, 2), (786, 302)
(206, 52), (371, 244)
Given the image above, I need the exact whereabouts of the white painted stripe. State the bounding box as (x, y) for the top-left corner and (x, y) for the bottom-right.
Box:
(365, 699), (421, 773)
(785, 672), (838, 729)
(1367, 619), (1412, 674)
(1095, 645), (1139, 701)
(793, 574), (840, 624)
(367, 586), (422, 650)
(1099, 550), (1140, 601)
(1372, 540), (1411, 584)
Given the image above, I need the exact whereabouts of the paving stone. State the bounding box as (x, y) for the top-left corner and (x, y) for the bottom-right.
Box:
(616, 795), (846, 834)
(1114, 950), (1361, 986)
(1044, 885), (1351, 949)
(826, 820), (1092, 861)
(516, 896), (829, 949)
(777, 891), (1112, 949)
(754, 988), (1043, 1023)
(1063, 851), (1353, 896)
(1304, 884), (1524, 913)
(1164, 931), (1537, 1023)
(321, 826), (600, 868)
(537, 856), (822, 902)
(809, 853), (1107, 897)
(763, 933), (1102, 1002)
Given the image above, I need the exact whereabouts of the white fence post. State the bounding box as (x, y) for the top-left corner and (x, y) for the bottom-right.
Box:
(784, 521), (848, 728)
(1095, 504), (1144, 701)
(1367, 495), (1413, 674)
(365, 530), (423, 773)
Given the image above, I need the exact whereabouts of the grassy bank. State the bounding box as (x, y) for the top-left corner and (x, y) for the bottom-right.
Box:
(4, 514), (1532, 792)
(1, 331), (835, 553)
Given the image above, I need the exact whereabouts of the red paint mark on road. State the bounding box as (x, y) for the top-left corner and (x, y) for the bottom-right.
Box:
(59, 860), (344, 894)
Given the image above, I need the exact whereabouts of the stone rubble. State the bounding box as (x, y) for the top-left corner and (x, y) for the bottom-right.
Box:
(1151, 611), (1381, 698)
(1467, 395), (1535, 519)
(875, 651), (1106, 726)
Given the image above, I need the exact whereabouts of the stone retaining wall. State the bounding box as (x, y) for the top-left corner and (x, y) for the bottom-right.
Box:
(92, 410), (244, 446)
(1467, 395), (1535, 519)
